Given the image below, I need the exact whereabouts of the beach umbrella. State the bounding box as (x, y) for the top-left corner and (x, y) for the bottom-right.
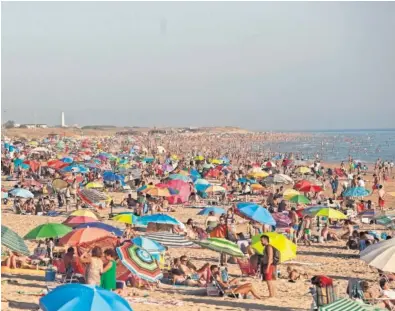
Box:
(131, 236), (166, 254)
(69, 210), (99, 220)
(235, 202), (276, 226)
(273, 174), (293, 185)
(251, 232), (297, 263)
(248, 171), (269, 179)
(24, 223), (72, 240)
(319, 297), (382, 311)
(195, 155), (204, 161)
(136, 214), (180, 226)
(1, 225), (30, 255)
(75, 222), (123, 237)
(289, 194), (310, 204)
(146, 187), (171, 197)
(251, 184), (264, 191)
(39, 284), (133, 311)
(360, 238), (395, 273)
(198, 206), (225, 216)
(311, 207), (347, 220)
(9, 188), (34, 198)
(283, 189), (300, 200)
(168, 174), (191, 182)
(2, 191), (8, 199)
(144, 232), (194, 248)
(301, 205), (327, 217)
(59, 227), (113, 246)
(194, 238), (244, 258)
(63, 216), (98, 227)
(111, 213), (138, 225)
(61, 157), (73, 164)
(103, 171), (123, 182)
(295, 167), (311, 174)
(85, 182), (105, 189)
(78, 188), (110, 201)
(343, 187), (371, 197)
(205, 185), (226, 193)
(264, 161), (276, 168)
(194, 179), (210, 185)
(272, 213), (292, 228)
(298, 184), (323, 193)
(116, 242), (163, 282)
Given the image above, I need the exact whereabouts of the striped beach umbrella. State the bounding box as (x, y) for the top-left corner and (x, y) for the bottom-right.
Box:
(194, 238), (244, 258)
(143, 232), (194, 248)
(116, 242), (163, 282)
(319, 297), (384, 310)
(1, 225), (29, 255)
(75, 222), (123, 237)
(77, 189), (109, 209)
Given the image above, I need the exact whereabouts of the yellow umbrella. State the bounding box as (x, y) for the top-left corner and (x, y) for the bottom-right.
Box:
(283, 189), (300, 200)
(28, 141), (39, 146)
(69, 210), (99, 220)
(111, 213), (136, 225)
(195, 155), (204, 161)
(251, 184), (264, 191)
(248, 171), (269, 179)
(251, 232), (297, 263)
(296, 167), (311, 174)
(205, 185), (226, 193)
(85, 182), (105, 189)
(210, 159), (223, 165)
(146, 187), (171, 197)
(312, 207), (347, 220)
(171, 155), (179, 161)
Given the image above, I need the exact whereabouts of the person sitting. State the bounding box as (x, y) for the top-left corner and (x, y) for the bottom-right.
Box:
(31, 241), (48, 261)
(380, 278), (395, 309)
(210, 265), (262, 299)
(321, 223), (339, 242)
(179, 255), (209, 285)
(346, 230), (360, 250)
(287, 266), (308, 283)
(169, 258), (188, 285)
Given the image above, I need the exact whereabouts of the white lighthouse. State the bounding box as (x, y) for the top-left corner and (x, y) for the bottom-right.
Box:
(61, 112), (65, 127)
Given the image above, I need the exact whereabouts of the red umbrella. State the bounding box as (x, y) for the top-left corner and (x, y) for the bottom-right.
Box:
(298, 184), (323, 193)
(23, 160), (40, 172)
(63, 216), (98, 227)
(59, 228), (113, 246)
(47, 160), (69, 170)
(294, 180), (312, 191)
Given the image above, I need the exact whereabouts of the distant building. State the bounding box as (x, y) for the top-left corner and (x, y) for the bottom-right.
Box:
(61, 112), (65, 127)
(19, 124), (48, 129)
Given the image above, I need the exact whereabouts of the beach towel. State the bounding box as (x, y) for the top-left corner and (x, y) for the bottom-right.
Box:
(126, 297), (184, 306)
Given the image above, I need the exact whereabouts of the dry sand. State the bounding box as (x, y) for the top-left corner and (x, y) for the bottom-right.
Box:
(2, 169), (395, 311)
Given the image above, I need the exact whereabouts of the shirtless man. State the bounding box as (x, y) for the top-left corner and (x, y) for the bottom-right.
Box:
(378, 185), (386, 211)
(179, 255), (210, 283)
(289, 207), (299, 243)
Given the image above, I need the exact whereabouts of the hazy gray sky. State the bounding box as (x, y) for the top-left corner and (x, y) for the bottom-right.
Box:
(2, 2), (395, 130)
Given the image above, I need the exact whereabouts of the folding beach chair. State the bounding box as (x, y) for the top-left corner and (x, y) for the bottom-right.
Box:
(236, 258), (259, 278)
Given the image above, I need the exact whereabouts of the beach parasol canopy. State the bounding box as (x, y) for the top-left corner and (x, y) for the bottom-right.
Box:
(235, 202), (276, 226)
(63, 216), (98, 227)
(168, 174), (191, 182)
(194, 178), (210, 185)
(294, 180), (312, 190)
(136, 214), (181, 226)
(360, 238), (395, 273)
(247, 171), (269, 179)
(9, 188), (34, 198)
(319, 297), (383, 311)
(131, 236), (166, 254)
(251, 232), (297, 263)
(85, 182), (105, 189)
(205, 185), (226, 193)
(343, 187), (371, 198)
(116, 242), (163, 282)
(1, 225), (30, 255)
(75, 222), (123, 237)
(197, 206), (225, 216)
(69, 210), (99, 220)
(145, 187), (171, 197)
(144, 232), (194, 248)
(289, 194), (311, 204)
(194, 238), (244, 258)
(39, 284), (133, 311)
(295, 167), (311, 174)
(24, 223), (72, 240)
(271, 213), (292, 228)
(59, 227), (113, 246)
(311, 207), (347, 220)
(52, 178), (68, 191)
(111, 213), (138, 225)
(273, 174), (294, 185)
(301, 205), (327, 217)
(283, 189), (300, 200)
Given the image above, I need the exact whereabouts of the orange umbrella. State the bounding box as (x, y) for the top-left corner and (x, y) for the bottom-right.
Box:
(63, 216), (98, 227)
(146, 187), (171, 197)
(58, 228), (112, 246)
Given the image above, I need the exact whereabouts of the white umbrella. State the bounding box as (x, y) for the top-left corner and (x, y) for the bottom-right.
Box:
(273, 174), (294, 185)
(360, 238), (395, 272)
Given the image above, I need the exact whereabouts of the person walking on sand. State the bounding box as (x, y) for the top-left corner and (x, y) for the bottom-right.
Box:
(378, 185), (386, 211)
(260, 235), (276, 298)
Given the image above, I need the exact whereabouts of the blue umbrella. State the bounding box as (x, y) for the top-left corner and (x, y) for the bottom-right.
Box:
(136, 214), (180, 226)
(103, 171), (124, 182)
(132, 236), (166, 254)
(75, 222), (123, 237)
(39, 284), (133, 311)
(195, 184), (210, 192)
(61, 157), (73, 164)
(343, 187), (371, 197)
(13, 158), (23, 167)
(190, 169), (201, 178)
(143, 157), (155, 163)
(198, 206), (225, 216)
(194, 179), (210, 185)
(236, 202), (276, 226)
(9, 188), (34, 198)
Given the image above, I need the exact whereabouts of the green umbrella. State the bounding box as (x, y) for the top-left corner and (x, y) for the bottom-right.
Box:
(289, 194), (311, 204)
(194, 238), (244, 258)
(1, 225), (30, 255)
(24, 223), (72, 240)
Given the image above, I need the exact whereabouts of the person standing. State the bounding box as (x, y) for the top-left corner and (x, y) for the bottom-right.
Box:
(330, 176), (339, 199)
(101, 249), (117, 291)
(260, 235), (276, 298)
(80, 246), (103, 286)
(378, 185), (386, 211)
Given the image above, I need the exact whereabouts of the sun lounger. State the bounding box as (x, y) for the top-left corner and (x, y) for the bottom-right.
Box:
(1, 267), (45, 276)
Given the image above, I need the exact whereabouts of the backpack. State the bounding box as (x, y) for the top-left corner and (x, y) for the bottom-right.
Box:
(272, 247), (280, 266)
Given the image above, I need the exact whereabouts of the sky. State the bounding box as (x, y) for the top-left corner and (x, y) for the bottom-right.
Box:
(2, 2), (395, 131)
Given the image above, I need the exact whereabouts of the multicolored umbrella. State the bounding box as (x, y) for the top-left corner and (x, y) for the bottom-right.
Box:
(283, 189), (300, 200)
(311, 207), (347, 220)
(145, 187), (171, 197)
(59, 228), (113, 246)
(131, 236), (166, 255)
(63, 216), (98, 227)
(289, 194), (311, 204)
(39, 284), (133, 311)
(1, 225), (29, 255)
(24, 223), (72, 240)
(205, 185), (226, 193)
(112, 213), (138, 225)
(235, 202), (276, 226)
(251, 232), (297, 263)
(69, 210), (99, 220)
(319, 297), (384, 311)
(116, 242), (163, 282)
(75, 222), (123, 237)
(194, 238), (244, 258)
(143, 232), (194, 248)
